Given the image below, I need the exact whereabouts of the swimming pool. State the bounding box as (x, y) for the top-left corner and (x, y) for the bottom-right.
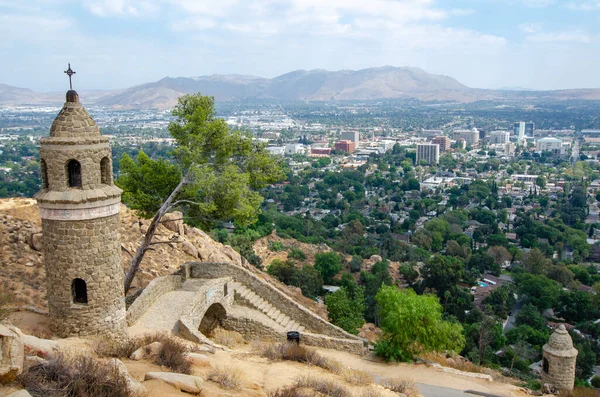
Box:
(478, 282), (488, 287)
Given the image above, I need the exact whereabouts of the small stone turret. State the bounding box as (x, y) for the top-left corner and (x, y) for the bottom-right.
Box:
(34, 90), (127, 339)
(541, 324), (578, 393)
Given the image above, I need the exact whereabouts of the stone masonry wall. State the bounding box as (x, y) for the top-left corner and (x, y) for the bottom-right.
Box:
(40, 142), (112, 192)
(222, 315), (364, 355)
(542, 353), (576, 391)
(42, 213), (127, 339)
(186, 262), (362, 341)
(126, 274), (183, 326)
(49, 102), (100, 138)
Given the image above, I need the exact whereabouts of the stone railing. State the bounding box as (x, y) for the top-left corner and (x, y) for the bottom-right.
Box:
(126, 274), (183, 326)
(222, 315), (364, 355)
(183, 262), (364, 343)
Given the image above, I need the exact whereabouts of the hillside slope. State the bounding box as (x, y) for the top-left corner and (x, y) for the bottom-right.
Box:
(0, 198), (326, 318)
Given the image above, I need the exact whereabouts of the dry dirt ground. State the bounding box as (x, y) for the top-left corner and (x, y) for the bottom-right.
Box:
(1, 312), (529, 397)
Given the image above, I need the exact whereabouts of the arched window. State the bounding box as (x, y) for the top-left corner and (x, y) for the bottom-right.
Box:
(67, 160), (82, 188)
(100, 157), (111, 185)
(542, 357), (549, 374)
(71, 278), (88, 304)
(40, 159), (49, 189)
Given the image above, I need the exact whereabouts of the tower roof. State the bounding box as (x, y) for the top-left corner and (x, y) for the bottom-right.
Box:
(49, 90), (101, 138)
(543, 324), (578, 357)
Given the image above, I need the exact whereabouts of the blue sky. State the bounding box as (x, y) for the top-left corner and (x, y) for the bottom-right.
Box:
(2, 0), (600, 91)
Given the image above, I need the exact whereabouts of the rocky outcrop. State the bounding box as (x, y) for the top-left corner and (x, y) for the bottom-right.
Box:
(145, 372), (204, 393)
(0, 324), (24, 383)
(130, 341), (162, 360)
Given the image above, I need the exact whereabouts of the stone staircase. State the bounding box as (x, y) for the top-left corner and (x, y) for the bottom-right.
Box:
(231, 282), (305, 332)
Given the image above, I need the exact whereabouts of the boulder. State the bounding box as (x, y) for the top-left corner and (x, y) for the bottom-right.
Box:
(130, 341), (162, 360)
(27, 232), (43, 251)
(181, 240), (198, 258)
(5, 390), (33, 397)
(369, 255), (382, 263)
(109, 358), (146, 395)
(144, 372), (204, 393)
(0, 324), (24, 384)
(20, 334), (58, 358)
(184, 352), (211, 367)
(162, 212), (184, 235)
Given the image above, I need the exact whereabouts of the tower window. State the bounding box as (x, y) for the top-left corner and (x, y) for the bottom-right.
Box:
(224, 283), (228, 297)
(67, 160), (82, 188)
(71, 278), (88, 304)
(40, 159), (49, 189)
(100, 157), (111, 185)
(542, 357), (549, 374)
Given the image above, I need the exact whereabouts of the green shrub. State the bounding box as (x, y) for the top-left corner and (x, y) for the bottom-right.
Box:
(288, 247), (307, 261)
(524, 380), (541, 391)
(591, 376), (600, 388)
(269, 241), (285, 252)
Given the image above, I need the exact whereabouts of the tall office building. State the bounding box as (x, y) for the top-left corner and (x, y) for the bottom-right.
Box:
(416, 143), (440, 165)
(341, 131), (360, 148)
(431, 136), (451, 152)
(514, 122), (535, 138)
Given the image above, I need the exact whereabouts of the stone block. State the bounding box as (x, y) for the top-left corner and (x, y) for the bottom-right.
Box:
(144, 372), (204, 393)
(0, 324), (24, 384)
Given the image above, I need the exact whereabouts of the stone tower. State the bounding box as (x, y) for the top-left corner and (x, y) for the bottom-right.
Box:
(541, 324), (578, 393)
(34, 89), (127, 339)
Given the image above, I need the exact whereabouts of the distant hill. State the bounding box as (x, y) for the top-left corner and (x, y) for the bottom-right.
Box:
(3, 66), (600, 109)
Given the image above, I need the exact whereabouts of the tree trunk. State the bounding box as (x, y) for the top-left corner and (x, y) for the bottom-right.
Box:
(123, 177), (187, 293)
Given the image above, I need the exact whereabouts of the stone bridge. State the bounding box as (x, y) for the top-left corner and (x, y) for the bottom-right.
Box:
(126, 262), (365, 354)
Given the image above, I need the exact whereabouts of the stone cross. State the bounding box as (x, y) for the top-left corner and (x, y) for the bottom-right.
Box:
(64, 63), (76, 90)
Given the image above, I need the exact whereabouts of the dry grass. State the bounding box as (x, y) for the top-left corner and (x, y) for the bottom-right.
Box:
(19, 353), (134, 397)
(207, 366), (243, 390)
(295, 376), (352, 397)
(382, 378), (419, 397)
(95, 332), (193, 374)
(360, 388), (383, 397)
(258, 342), (342, 374)
(341, 368), (373, 386)
(572, 387), (600, 397)
(419, 351), (486, 374)
(210, 328), (244, 347)
(0, 286), (14, 321)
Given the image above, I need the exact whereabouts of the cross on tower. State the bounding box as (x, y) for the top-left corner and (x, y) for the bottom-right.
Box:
(64, 63), (76, 90)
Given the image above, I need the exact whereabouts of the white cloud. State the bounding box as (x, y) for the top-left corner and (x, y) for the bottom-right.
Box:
(520, 0), (557, 7)
(519, 23), (542, 34)
(526, 30), (592, 43)
(566, 1), (600, 10)
(84, 0), (159, 17)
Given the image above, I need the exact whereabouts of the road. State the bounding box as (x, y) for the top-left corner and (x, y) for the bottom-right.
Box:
(504, 299), (522, 333)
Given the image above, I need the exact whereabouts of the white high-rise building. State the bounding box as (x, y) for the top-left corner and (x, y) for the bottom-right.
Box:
(416, 143), (440, 165)
(452, 128), (480, 146)
(489, 131), (510, 144)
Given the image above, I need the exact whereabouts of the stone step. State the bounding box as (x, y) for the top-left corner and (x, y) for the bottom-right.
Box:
(280, 316), (291, 328)
(297, 325), (305, 332)
(239, 288), (252, 299)
(275, 313), (286, 323)
(250, 295), (262, 307)
(257, 301), (268, 311)
(286, 321), (298, 331)
(266, 307), (277, 317)
(262, 303), (273, 314)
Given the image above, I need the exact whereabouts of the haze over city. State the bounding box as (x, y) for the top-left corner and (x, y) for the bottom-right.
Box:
(3, 0), (600, 91)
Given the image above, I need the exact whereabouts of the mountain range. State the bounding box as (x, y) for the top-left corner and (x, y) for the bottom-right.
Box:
(3, 66), (600, 109)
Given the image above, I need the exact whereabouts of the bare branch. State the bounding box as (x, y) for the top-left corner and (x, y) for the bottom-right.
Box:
(167, 199), (202, 212)
(121, 245), (133, 259)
